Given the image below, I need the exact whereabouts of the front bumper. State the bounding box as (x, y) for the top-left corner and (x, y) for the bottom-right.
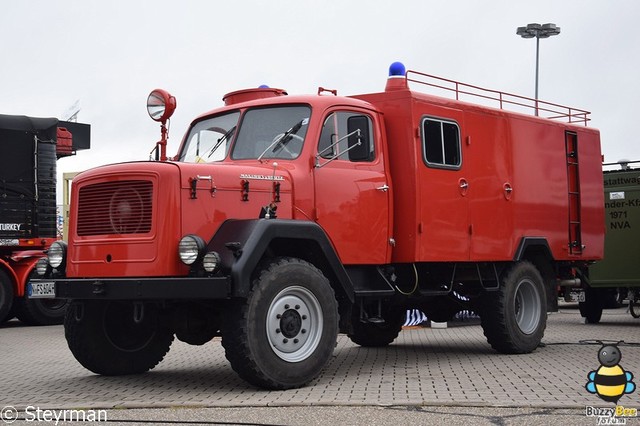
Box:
(29, 276), (231, 300)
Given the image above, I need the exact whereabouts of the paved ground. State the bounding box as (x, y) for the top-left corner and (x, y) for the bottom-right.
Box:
(0, 304), (639, 425)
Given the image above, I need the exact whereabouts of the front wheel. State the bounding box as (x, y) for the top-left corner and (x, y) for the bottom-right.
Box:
(480, 261), (547, 354)
(65, 300), (174, 375)
(222, 257), (339, 389)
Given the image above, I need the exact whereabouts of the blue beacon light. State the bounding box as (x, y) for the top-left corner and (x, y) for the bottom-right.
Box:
(385, 62), (408, 91)
(388, 62), (406, 77)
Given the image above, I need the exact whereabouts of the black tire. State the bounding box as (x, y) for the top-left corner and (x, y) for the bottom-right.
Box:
(221, 257), (339, 390)
(15, 270), (69, 325)
(579, 287), (603, 324)
(16, 297), (69, 326)
(480, 261), (547, 354)
(614, 288), (627, 307)
(65, 300), (174, 375)
(0, 270), (15, 324)
(1, 301), (16, 325)
(347, 304), (404, 347)
(630, 299), (640, 319)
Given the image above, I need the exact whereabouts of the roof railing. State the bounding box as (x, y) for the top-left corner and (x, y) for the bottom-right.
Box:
(603, 160), (640, 171)
(406, 70), (591, 126)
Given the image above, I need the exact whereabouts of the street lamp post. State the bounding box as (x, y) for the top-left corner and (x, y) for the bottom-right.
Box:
(516, 23), (561, 115)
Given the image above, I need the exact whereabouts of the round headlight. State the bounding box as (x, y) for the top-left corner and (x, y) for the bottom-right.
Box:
(47, 241), (67, 269)
(202, 251), (221, 272)
(36, 257), (49, 276)
(178, 235), (205, 265)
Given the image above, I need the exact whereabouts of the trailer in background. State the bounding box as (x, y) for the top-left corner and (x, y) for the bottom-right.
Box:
(577, 160), (640, 322)
(0, 114), (89, 325)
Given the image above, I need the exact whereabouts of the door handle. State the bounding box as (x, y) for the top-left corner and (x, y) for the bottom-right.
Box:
(503, 182), (513, 200)
(376, 184), (390, 192)
(458, 178), (469, 196)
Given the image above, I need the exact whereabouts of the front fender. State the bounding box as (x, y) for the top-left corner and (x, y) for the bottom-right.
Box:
(207, 219), (354, 301)
(0, 254), (41, 296)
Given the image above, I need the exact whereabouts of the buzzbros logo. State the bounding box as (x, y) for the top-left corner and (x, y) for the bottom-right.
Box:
(584, 341), (638, 424)
(585, 341), (636, 403)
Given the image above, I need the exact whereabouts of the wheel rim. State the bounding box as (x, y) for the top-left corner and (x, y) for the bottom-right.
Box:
(266, 286), (323, 362)
(514, 278), (541, 335)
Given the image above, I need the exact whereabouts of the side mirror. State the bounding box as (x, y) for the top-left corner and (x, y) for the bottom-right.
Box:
(347, 115), (371, 161)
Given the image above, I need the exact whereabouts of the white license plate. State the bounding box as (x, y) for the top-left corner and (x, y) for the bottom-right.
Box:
(567, 291), (585, 303)
(28, 281), (56, 298)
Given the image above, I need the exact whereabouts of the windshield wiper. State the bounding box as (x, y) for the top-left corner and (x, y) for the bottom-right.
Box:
(257, 120), (304, 162)
(206, 126), (236, 159)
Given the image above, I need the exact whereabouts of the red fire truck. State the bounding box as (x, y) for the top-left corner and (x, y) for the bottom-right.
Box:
(0, 115), (89, 325)
(31, 63), (604, 389)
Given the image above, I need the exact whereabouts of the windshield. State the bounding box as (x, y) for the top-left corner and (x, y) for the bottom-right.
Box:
(179, 111), (240, 162)
(232, 105), (310, 160)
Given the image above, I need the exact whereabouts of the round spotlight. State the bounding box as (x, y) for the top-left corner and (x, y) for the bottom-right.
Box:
(202, 251), (221, 272)
(36, 257), (49, 276)
(47, 241), (67, 269)
(178, 235), (205, 265)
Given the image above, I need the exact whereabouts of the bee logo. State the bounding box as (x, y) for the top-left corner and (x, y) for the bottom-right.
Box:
(585, 342), (636, 403)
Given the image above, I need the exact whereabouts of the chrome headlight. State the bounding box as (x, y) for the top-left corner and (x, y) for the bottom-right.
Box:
(178, 235), (205, 265)
(47, 241), (67, 269)
(202, 251), (221, 272)
(35, 257), (49, 276)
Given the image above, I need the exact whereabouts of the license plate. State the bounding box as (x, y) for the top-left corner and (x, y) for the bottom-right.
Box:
(27, 281), (56, 298)
(567, 291), (585, 303)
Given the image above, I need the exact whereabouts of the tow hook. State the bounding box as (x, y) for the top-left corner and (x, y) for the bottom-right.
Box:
(133, 302), (145, 324)
(92, 281), (105, 295)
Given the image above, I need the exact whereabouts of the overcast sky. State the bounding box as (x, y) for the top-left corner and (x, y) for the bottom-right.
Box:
(1, 0), (638, 202)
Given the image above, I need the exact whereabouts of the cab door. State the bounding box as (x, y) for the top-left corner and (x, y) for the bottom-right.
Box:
(313, 110), (391, 265)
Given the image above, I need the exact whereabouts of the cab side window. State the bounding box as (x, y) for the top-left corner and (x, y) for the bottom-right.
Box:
(422, 117), (461, 169)
(318, 112), (374, 162)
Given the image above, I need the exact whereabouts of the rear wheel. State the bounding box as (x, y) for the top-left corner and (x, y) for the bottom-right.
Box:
(480, 261), (547, 354)
(222, 257), (339, 389)
(347, 304), (404, 347)
(16, 297), (69, 325)
(0, 302), (16, 325)
(65, 300), (174, 375)
(579, 287), (603, 324)
(0, 270), (14, 324)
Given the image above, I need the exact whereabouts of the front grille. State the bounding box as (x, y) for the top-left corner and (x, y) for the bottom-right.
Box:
(77, 180), (153, 236)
